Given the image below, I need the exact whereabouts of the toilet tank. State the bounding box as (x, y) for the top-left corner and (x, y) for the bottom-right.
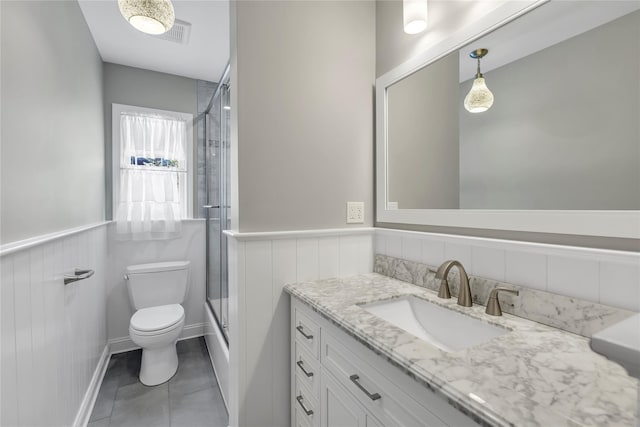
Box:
(126, 261), (190, 310)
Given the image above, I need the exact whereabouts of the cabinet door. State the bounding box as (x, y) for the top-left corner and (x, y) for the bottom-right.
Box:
(321, 370), (382, 427)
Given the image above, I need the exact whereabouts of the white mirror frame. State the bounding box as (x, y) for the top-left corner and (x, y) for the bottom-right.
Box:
(376, 0), (640, 239)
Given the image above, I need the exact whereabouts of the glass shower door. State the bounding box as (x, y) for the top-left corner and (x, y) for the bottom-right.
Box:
(219, 83), (230, 331)
(205, 78), (230, 343)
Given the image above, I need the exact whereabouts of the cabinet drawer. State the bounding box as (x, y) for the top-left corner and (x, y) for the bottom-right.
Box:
(295, 375), (320, 427)
(294, 405), (313, 427)
(321, 331), (448, 427)
(294, 305), (320, 359)
(321, 370), (384, 427)
(295, 341), (321, 400)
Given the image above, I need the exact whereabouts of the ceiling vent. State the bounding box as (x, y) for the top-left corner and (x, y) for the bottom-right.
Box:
(153, 19), (192, 44)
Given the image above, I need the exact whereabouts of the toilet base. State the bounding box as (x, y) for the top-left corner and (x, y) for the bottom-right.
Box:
(139, 344), (179, 386)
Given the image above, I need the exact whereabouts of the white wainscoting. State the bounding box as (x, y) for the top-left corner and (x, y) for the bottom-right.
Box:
(375, 228), (640, 312)
(105, 219), (206, 348)
(1, 223), (109, 427)
(225, 228), (374, 427)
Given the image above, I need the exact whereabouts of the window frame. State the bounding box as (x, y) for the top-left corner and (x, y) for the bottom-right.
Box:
(112, 103), (194, 221)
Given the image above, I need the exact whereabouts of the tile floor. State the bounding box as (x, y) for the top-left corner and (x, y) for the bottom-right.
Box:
(88, 337), (228, 427)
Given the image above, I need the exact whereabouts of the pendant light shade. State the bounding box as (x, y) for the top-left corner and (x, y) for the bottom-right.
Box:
(403, 0), (428, 35)
(118, 0), (175, 35)
(464, 49), (494, 113)
(464, 77), (494, 113)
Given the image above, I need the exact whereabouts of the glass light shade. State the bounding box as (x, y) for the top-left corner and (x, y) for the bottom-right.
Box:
(129, 15), (166, 35)
(403, 0), (428, 34)
(118, 0), (175, 35)
(464, 77), (494, 113)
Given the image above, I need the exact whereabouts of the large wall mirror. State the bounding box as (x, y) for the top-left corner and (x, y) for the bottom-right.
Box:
(376, 0), (640, 238)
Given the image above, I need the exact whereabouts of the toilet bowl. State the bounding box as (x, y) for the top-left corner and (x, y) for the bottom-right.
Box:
(129, 304), (185, 385)
(125, 261), (190, 386)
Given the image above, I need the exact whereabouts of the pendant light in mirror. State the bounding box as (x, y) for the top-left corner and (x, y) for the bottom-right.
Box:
(464, 49), (494, 113)
(403, 0), (428, 34)
(118, 0), (175, 35)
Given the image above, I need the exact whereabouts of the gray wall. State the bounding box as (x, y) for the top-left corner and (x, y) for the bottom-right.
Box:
(459, 10), (640, 210)
(234, 0), (375, 232)
(388, 52), (459, 209)
(1, 0), (105, 244)
(102, 63), (199, 218)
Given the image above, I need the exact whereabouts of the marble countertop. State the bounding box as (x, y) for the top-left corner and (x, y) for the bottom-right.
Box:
(284, 273), (639, 427)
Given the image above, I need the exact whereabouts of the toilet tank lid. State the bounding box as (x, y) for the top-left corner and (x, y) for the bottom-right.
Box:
(126, 261), (190, 275)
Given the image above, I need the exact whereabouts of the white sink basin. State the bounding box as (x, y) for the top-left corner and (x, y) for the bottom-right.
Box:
(591, 313), (640, 379)
(361, 296), (508, 352)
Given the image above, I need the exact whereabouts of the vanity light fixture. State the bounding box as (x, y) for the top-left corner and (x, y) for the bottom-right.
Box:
(403, 0), (428, 34)
(464, 48), (494, 113)
(118, 0), (175, 35)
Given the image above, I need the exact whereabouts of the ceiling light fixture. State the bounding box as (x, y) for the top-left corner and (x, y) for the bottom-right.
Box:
(403, 0), (428, 35)
(118, 0), (175, 35)
(464, 48), (494, 113)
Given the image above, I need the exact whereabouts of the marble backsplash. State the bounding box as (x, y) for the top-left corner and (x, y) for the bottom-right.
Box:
(374, 254), (633, 337)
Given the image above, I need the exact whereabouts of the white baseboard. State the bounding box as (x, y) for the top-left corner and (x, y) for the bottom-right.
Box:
(108, 322), (206, 354)
(204, 303), (229, 411)
(73, 345), (110, 427)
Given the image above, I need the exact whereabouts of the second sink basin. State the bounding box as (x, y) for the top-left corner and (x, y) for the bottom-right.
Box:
(361, 296), (508, 352)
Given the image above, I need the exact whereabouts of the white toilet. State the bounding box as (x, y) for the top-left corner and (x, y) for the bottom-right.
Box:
(125, 261), (190, 386)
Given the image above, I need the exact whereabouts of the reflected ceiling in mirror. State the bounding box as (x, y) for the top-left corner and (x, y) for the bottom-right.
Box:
(386, 2), (640, 211)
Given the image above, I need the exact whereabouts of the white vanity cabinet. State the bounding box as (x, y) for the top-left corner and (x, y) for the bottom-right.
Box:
(291, 298), (480, 427)
(292, 301), (321, 427)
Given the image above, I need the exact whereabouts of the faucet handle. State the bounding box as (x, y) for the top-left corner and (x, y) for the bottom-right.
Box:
(485, 287), (519, 316)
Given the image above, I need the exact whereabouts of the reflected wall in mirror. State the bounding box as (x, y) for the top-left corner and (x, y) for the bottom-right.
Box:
(386, 4), (640, 211)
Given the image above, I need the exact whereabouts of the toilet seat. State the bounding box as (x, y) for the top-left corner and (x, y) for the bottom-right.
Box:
(130, 304), (185, 335)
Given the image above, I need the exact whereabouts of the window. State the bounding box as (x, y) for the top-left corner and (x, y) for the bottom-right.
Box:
(112, 104), (193, 239)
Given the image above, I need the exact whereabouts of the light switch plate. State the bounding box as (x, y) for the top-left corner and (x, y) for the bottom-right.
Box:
(347, 201), (364, 224)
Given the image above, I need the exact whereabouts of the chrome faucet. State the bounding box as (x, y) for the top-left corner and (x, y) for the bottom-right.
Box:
(435, 260), (472, 307)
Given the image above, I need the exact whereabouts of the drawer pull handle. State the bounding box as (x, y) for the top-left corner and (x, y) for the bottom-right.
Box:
(296, 395), (314, 416)
(296, 360), (314, 377)
(296, 325), (314, 340)
(349, 374), (381, 401)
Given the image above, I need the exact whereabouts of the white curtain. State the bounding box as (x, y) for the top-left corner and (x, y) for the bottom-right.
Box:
(116, 112), (187, 240)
